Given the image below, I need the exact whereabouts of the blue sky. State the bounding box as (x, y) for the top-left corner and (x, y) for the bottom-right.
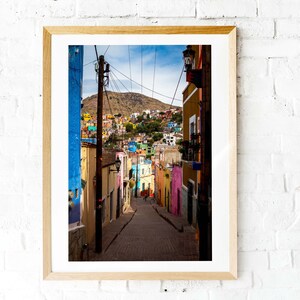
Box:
(82, 45), (187, 106)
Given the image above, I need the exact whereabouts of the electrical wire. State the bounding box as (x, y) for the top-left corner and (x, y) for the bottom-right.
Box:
(109, 72), (126, 116)
(128, 46), (133, 92)
(94, 45), (99, 61)
(84, 59), (96, 67)
(141, 45), (143, 94)
(104, 45), (110, 56)
(109, 64), (182, 102)
(110, 70), (138, 112)
(152, 46), (157, 99)
(109, 73), (119, 93)
(169, 65), (184, 109)
(94, 46), (99, 83)
(104, 87), (114, 117)
(111, 70), (131, 93)
(84, 45), (109, 67)
(86, 46), (183, 103)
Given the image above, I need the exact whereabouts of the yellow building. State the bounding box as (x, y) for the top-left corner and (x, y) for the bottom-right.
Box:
(81, 144), (120, 245)
(106, 114), (115, 120)
(83, 113), (91, 121)
(139, 163), (155, 197)
(164, 168), (171, 211)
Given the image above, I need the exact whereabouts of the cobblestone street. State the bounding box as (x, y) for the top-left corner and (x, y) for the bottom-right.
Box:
(89, 197), (199, 261)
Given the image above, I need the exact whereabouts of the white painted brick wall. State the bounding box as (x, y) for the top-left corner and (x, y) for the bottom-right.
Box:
(0, 0), (300, 299)
(269, 250), (292, 269)
(259, 0), (300, 18)
(141, 0), (196, 18)
(197, 0), (257, 18)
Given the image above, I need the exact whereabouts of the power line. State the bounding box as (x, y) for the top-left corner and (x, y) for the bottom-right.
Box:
(128, 46), (132, 92)
(86, 47), (183, 103)
(94, 45), (99, 61)
(109, 64), (182, 102)
(103, 87), (118, 138)
(104, 87), (114, 116)
(104, 45), (110, 56)
(152, 46), (157, 99)
(110, 70), (139, 113)
(109, 72), (120, 93)
(111, 70), (131, 93)
(169, 65), (184, 109)
(84, 45), (110, 67)
(94, 46), (99, 83)
(109, 72), (126, 116)
(84, 59), (96, 67)
(140, 45), (143, 94)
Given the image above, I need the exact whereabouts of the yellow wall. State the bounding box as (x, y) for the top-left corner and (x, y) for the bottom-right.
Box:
(139, 162), (154, 196)
(155, 165), (164, 206)
(81, 146), (95, 245)
(81, 145), (118, 245)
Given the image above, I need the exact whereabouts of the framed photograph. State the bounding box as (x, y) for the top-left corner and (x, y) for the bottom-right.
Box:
(43, 26), (236, 280)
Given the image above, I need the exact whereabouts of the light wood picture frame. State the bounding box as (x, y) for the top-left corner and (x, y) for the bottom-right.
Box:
(43, 26), (237, 280)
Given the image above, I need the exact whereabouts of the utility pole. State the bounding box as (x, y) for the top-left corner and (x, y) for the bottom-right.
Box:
(95, 55), (104, 253)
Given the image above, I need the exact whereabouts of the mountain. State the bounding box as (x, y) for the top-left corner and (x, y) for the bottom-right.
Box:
(81, 91), (180, 117)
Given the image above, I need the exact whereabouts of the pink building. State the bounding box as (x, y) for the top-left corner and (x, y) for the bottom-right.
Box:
(171, 165), (182, 216)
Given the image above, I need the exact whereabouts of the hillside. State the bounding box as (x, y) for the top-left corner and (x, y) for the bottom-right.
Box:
(81, 91), (179, 117)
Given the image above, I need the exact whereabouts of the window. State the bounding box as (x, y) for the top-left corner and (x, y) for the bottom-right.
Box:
(189, 114), (197, 139)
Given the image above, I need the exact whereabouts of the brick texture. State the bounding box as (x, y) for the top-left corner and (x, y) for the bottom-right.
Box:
(0, 0), (300, 299)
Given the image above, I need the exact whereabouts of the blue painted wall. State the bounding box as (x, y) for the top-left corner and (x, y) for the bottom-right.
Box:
(81, 138), (97, 145)
(128, 141), (137, 152)
(131, 164), (141, 190)
(68, 45), (83, 224)
(131, 160), (152, 192)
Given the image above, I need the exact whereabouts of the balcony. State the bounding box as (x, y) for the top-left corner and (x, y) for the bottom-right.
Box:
(179, 137), (201, 170)
(180, 140), (199, 159)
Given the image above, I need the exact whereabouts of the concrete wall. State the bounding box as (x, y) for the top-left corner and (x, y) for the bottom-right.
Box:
(69, 225), (86, 261)
(2, 1), (300, 298)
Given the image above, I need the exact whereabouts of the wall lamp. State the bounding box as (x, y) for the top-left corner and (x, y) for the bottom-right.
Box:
(109, 156), (122, 173)
(183, 45), (195, 72)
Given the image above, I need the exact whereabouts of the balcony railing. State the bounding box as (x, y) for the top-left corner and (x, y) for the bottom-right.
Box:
(180, 139), (200, 162)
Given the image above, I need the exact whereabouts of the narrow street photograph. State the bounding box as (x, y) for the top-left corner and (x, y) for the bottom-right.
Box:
(68, 44), (212, 262)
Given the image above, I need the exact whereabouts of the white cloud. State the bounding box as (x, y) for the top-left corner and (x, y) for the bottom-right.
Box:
(82, 45), (187, 106)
